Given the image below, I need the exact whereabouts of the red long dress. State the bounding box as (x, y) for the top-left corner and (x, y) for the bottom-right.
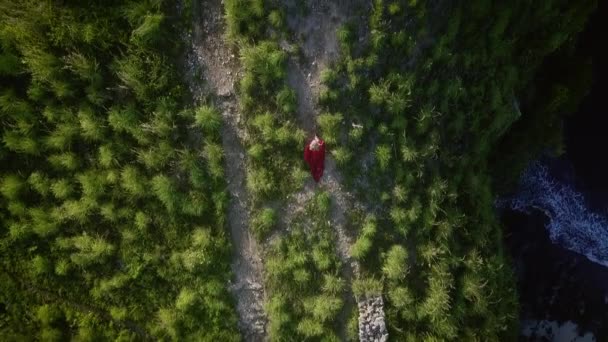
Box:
(304, 138), (325, 182)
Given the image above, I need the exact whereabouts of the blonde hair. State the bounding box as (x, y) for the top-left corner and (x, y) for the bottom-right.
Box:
(309, 137), (321, 151)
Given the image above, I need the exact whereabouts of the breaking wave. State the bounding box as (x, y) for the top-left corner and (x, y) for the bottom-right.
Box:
(499, 161), (608, 267)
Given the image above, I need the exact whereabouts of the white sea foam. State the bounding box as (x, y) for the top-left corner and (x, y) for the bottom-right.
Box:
(499, 161), (608, 267)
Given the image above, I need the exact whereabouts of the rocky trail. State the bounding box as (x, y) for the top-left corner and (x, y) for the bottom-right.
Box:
(189, 0), (267, 340)
(282, 1), (387, 341)
(187, 0), (386, 340)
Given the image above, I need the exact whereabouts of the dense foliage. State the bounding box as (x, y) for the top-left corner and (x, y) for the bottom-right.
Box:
(265, 191), (345, 339)
(239, 41), (307, 204)
(0, 0), (597, 340)
(318, 0), (596, 340)
(0, 1), (239, 340)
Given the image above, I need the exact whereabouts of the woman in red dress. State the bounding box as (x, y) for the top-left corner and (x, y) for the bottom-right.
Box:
(304, 135), (325, 182)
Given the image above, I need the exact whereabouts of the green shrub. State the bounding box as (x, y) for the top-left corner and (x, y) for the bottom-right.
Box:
(382, 245), (408, 281)
(58, 234), (115, 267)
(50, 179), (74, 199)
(296, 318), (324, 338)
(240, 41), (286, 90)
(64, 52), (99, 81)
(77, 172), (105, 199)
(351, 236), (372, 260)
(267, 10), (284, 29)
(78, 107), (105, 141)
(108, 105), (139, 134)
(181, 190), (207, 217)
(369, 81), (390, 106)
(400, 144), (418, 163)
(99, 203), (118, 222)
(274, 124), (293, 145)
(21, 48), (59, 83)
(44, 123), (79, 150)
(352, 277), (383, 298)
(275, 86), (296, 114)
(225, 0), (265, 40)
(251, 207), (277, 240)
(247, 167), (275, 198)
(321, 274), (345, 295)
(48, 152), (80, 171)
(388, 2), (401, 15)
(392, 184), (407, 202)
(175, 287), (197, 312)
(97, 144), (117, 168)
(331, 147), (352, 166)
(1, 174), (24, 200)
(134, 211), (150, 231)
(137, 141), (174, 170)
(194, 105), (221, 134)
(247, 143), (265, 160)
(251, 112), (275, 140)
(418, 271), (452, 322)
(28, 172), (51, 196)
(54, 259), (70, 276)
(336, 24), (352, 52)
(120, 166), (147, 198)
(314, 191), (331, 215)
(3, 131), (40, 155)
(290, 167), (309, 190)
(204, 142), (224, 179)
(317, 112), (342, 145)
(132, 14), (164, 46)
(318, 88), (338, 105)
(374, 144), (391, 170)
(370, 30), (387, 51)
(151, 174), (178, 212)
(320, 68), (337, 86)
(388, 286), (414, 311)
(304, 295), (343, 322)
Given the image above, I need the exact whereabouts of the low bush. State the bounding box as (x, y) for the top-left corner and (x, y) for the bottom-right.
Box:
(251, 207), (277, 240)
(265, 190), (344, 340)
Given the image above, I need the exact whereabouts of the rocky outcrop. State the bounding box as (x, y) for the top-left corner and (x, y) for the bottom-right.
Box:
(358, 296), (388, 342)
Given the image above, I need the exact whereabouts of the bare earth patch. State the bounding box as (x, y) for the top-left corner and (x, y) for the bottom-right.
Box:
(188, 0), (267, 340)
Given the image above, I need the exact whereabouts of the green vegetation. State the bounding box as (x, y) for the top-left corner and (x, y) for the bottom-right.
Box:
(222, 0), (309, 229)
(265, 191), (344, 340)
(319, 0), (596, 340)
(1, 0), (597, 340)
(239, 41), (306, 201)
(223, 1), (347, 340)
(0, 1), (238, 339)
(490, 38), (594, 192)
(252, 207), (277, 240)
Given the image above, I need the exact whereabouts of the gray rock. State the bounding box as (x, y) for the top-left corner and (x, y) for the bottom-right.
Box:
(218, 87), (232, 97)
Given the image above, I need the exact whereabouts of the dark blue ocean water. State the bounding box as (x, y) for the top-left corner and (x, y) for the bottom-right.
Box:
(500, 3), (608, 339)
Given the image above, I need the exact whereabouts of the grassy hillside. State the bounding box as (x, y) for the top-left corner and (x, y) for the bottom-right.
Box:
(0, 1), (238, 340)
(317, 0), (596, 340)
(0, 0), (597, 340)
(224, 0), (350, 339)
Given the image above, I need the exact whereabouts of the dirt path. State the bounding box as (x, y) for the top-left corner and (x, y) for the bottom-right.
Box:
(283, 0), (366, 339)
(189, 1), (267, 340)
(186, 0), (376, 340)
(284, 0), (343, 133)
